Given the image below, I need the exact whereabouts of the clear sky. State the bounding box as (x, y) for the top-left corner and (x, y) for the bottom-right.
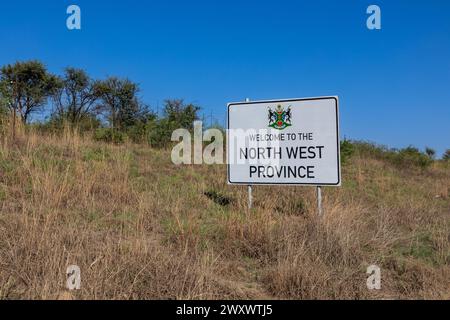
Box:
(0, 1), (449, 156)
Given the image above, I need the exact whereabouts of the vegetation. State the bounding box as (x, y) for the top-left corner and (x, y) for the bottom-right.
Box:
(0, 60), (201, 146)
(347, 141), (435, 168)
(0, 60), (447, 161)
(0, 128), (448, 299)
(444, 150), (450, 161)
(0, 60), (449, 300)
(51, 68), (98, 125)
(0, 60), (59, 124)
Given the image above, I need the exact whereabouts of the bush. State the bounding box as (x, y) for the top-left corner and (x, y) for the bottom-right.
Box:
(148, 119), (178, 148)
(352, 141), (390, 159)
(425, 147), (436, 159)
(146, 99), (201, 148)
(443, 150), (450, 161)
(393, 146), (432, 169)
(125, 125), (144, 144)
(124, 119), (157, 144)
(350, 141), (432, 169)
(94, 128), (126, 144)
(340, 140), (354, 164)
(38, 113), (101, 135)
(0, 106), (8, 136)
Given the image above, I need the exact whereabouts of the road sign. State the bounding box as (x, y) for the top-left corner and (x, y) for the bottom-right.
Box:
(227, 96), (341, 186)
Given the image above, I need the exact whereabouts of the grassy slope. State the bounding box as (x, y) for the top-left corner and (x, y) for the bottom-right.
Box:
(0, 131), (449, 299)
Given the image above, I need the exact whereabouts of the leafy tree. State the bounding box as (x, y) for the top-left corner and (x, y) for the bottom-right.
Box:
(52, 68), (98, 125)
(148, 99), (200, 147)
(93, 77), (148, 130)
(0, 60), (59, 124)
(163, 99), (200, 130)
(425, 147), (436, 159)
(443, 150), (450, 161)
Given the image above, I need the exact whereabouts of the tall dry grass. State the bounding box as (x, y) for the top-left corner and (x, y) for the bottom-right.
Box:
(0, 126), (449, 299)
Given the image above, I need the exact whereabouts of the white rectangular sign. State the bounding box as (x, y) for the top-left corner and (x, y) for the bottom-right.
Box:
(227, 97), (341, 186)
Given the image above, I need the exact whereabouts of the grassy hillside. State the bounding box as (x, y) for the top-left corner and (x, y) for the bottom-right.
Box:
(0, 129), (449, 299)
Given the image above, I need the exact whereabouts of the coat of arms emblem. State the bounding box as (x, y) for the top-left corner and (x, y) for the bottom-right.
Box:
(268, 105), (292, 130)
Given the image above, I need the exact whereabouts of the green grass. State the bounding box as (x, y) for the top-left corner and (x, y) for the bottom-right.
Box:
(0, 133), (448, 299)
(81, 146), (112, 162)
(393, 232), (442, 267)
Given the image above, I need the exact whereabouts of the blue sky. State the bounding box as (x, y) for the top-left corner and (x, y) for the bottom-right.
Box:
(0, 1), (449, 156)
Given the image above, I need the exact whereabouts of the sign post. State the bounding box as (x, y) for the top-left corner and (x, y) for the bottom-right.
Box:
(245, 98), (253, 210)
(227, 96), (341, 216)
(248, 185), (253, 210)
(317, 186), (323, 216)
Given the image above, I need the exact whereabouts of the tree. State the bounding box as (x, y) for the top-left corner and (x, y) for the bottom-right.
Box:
(93, 77), (148, 130)
(52, 68), (98, 125)
(149, 99), (200, 147)
(0, 82), (9, 133)
(0, 80), (9, 115)
(443, 150), (450, 161)
(163, 99), (200, 130)
(425, 147), (436, 159)
(0, 61), (59, 124)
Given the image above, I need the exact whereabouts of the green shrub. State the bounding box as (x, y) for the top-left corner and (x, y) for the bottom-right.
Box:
(94, 128), (126, 144)
(425, 147), (436, 159)
(0, 94), (9, 135)
(0, 111), (8, 136)
(147, 99), (201, 148)
(443, 149), (450, 161)
(353, 141), (391, 159)
(148, 119), (178, 148)
(351, 141), (432, 169)
(125, 124), (146, 144)
(124, 120), (157, 144)
(394, 146), (432, 169)
(340, 140), (354, 164)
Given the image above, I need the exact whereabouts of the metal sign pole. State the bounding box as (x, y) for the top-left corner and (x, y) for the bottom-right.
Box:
(248, 185), (253, 210)
(317, 186), (323, 216)
(245, 98), (253, 210)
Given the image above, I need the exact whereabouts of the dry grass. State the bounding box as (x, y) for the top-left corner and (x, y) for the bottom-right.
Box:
(0, 127), (449, 300)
